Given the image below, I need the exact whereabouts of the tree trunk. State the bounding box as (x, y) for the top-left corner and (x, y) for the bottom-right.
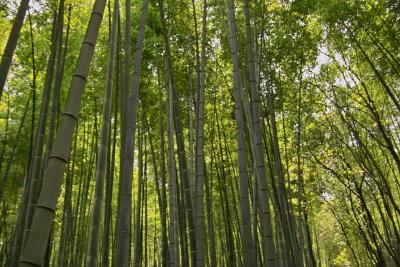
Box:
(225, 0), (259, 265)
(103, 10), (120, 265)
(86, 0), (118, 265)
(195, 0), (207, 266)
(115, 0), (149, 265)
(133, 119), (144, 267)
(19, 0), (106, 265)
(159, 82), (169, 267)
(158, 0), (197, 264)
(166, 73), (180, 267)
(21, 1), (63, 256)
(0, 0), (30, 99)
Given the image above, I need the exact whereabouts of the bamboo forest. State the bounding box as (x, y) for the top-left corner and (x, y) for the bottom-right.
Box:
(1, 0), (400, 266)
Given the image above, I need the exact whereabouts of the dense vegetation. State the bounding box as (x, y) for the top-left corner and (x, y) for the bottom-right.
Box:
(0, 0), (400, 266)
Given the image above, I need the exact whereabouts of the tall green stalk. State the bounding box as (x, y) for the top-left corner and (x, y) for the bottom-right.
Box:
(86, 0), (118, 265)
(115, 0), (149, 265)
(19, 0), (107, 265)
(0, 0), (30, 99)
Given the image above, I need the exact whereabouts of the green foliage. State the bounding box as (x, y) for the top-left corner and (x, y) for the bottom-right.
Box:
(1, 0), (400, 266)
